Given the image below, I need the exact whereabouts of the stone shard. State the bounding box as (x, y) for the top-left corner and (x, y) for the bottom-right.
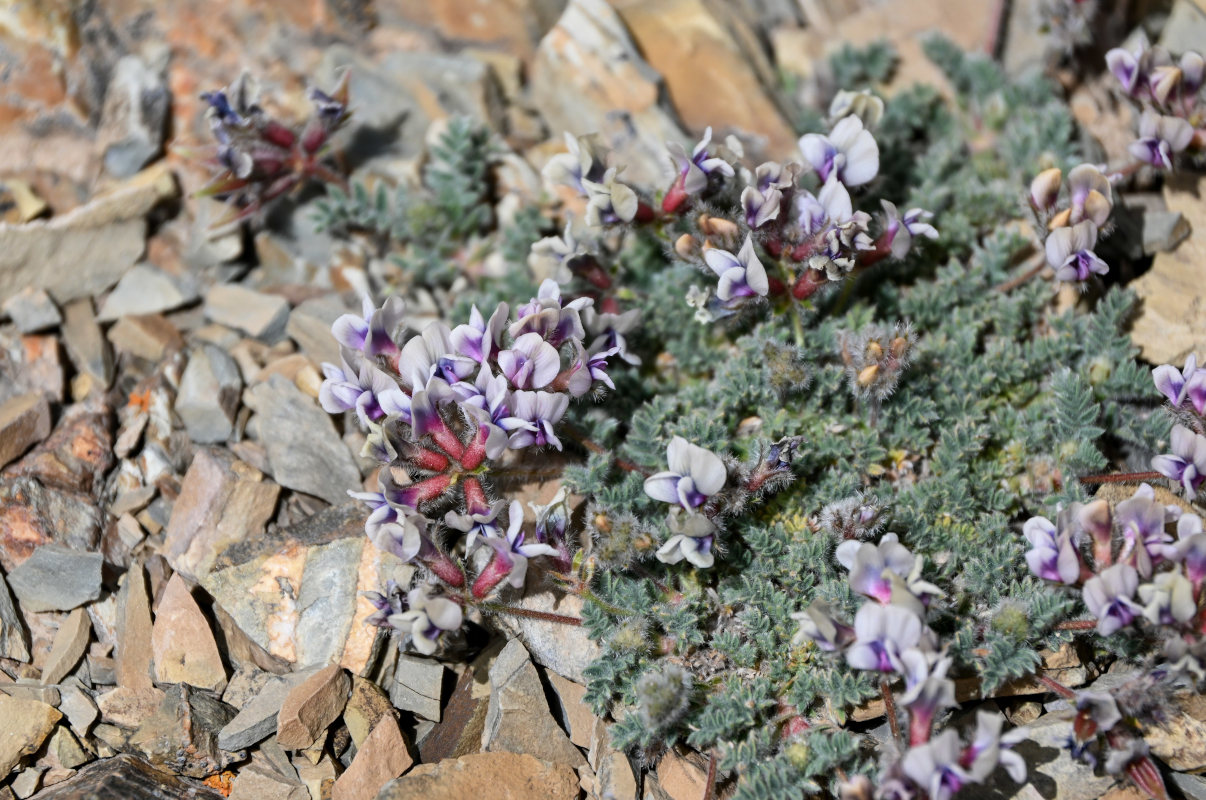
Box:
(106, 314), (185, 362)
(245, 374), (363, 505)
(228, 759), (309, 800)
(40, 608), (92, 686)
(26, 753), (226, 800)
(151, 575), (228, 693)
(0, 479), (102, 574)
(205, 285), (291, 342)
(544, 672), (594, 749)
(2, 288), (61, 334)
(416, 668), (489, 764)
(0, 393), (51, 471)
(175, 346), (243, 444)
(116, 564), (155, 691)
(390, 655), (446, 722)
(656, 748), (709, 800)
(164, 449), (279, 581)
(529, 0), (688, 188)
(217, 672), (309, 752)
(97, 55), (171, 179)
(97, 263), (197, 322)
(7, 545), (102, 613)
(1141, 690), (1206, 772)
(482, 639), (585, 768)
(345, 676), (397, 749)
(376, 752), (579, 800)
(0, 567), (30, 662)
(95, 687), (166, 730)
(276, 665), (351, 750)
(61, 298), (114, 389)
(378, 0), (567, 60)
(6, 397), (113, 495)
(330, 714), (413, 800)
(285, 295), (348, 367)
(0, 692), (62, 775)
(588, 717), (637, 800)
(57, 678), (98, 739)
(128, 683), (239, 778)
(491, 589), (600, 683)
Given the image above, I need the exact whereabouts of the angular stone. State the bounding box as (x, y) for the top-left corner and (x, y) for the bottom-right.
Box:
(529, 0), (689, 188)
(61, 298), (113, 389)
(229, 759), (309, 800)
(1142, 690), (1206, 771)
(205, 285), (290, 342)
(377, 752), (579, 800)
(277, 665), (350, 750)
(40, 608), (92, 686)
(482, 639), (584, 768)
(98, 55), (170, 179)
(217, 672), (308, 752)
(0, 333), (65, 406)
(331, 714), (413, 800)
(150, 575), (227, 693)
(27, 753), (226, 800)
(97, 264), (197, 322)
(0, 567), (30, 661)
(164, 449), (279, 581)
(0, 479), (98, 575)
(0, 692), (62, 775)
(10, 764), (45, 797)
(345, 677), (397, 749)
(379, 0), (566, 60)
(656, 748), (708, 800)
(295, 756), (338, 800)
(390, 655), (445, 722)
(6, 398), (112, 495)
(544, 671), (594, 749)
(7, 545), (102, 612)
(416, 669), (489, 765)
(245, 375), (363, 505)
(1172, 773), (1206, 800)
(202, 502), (412, 672)
(588, 718), (637, 800)
(492, 590), (599, 684)
(106, 314), (184, 362)
(116, 564), (154, 691)
(1161, 0), (1206, 54)
(1142, 210), (1191, 255)
(0, 393), (51, 471)
(2, 288), (60, 334)
(287, 295), (351, 367)
(176, 345), (243, 444)
(57, 678), (98, 738)
(45, 724), (92, 769)
(95, 687), (165, 730)
(128, 683), (238, 778)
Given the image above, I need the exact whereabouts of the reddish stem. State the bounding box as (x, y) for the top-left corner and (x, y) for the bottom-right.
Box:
(702, 750), (718, 800)
(1055, 619), (1098, 631)
(1037, 672), (1077, 700)
(479, 603), (582, 626)
(1078, 471), (1163, 485)
(880, 679), (903, 747)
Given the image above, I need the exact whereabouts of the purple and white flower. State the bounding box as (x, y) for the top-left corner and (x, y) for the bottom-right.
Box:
(388, 587), (464, 655)
(498, 332), (561, 390)
(480, 500), (559, 590)
(1129, 110), (1194, 170)
(319, 351), (411, 427)
(740, 183), (783, 229)
(542, 132), (609, 195)
(667, 127), (735, 197)
(845, 602), (922, 673)
(366, 504), (432, 563)
(582, 306), (641, 366)
(790, 601), (856, 651)
(881, 200), (939, 259)
(1152, 354), (1200, 410)
(836, 533), (916, 604)
(703, 235), (769, 301)
(332, 295), (405, 359)
(1114, 483), (1173, 577)
(1045, 220), (1109, 282)
(644, 436), (727, 509)
(501, 390), (570, 450)
(1137, 568), (1196, 624)
(898, 649), (956, 739)
(1066, 163), (1112, 227)
(445, 496), (506, 552)
(902, 731), (968, 800)
(963, 711), (1027, 784)
(511, 279), (592, 347)
(1152, 424), (1206, 497)
(583, 168), (639, 227)
(656, 507), (718, 569)
(1083, 563), (1142, 636)
(799, 116), (880, 187)
(450, 303), (508, 365)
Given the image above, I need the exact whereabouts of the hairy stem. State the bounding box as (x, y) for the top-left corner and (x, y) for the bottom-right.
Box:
(880, 679), (903, 747)
(1055, 619), (1098, 631)
(1037, 672), (1077, 700)
(993, 254), (1047, 293)
(478, 602), (582, 626)
(562, 422), (650, 475)
(1078, 471), (1163, 485)
(702, 750), (718, 800)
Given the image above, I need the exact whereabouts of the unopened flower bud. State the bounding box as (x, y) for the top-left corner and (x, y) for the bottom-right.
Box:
(865, 341), (883, 361)
(675, 233), (699, 259)
(857, 364), (879, 387)
(1081, 190), (1112, 228)
(1149, 66), (1182, 105)
(1078, 499), (1113, 567)
(890, 336), (910, 359)
(1030, 168), (1062, 211)
(1048, 208), (1072, 230)
(698, 213), (739, 239)
(1182, 51), (1204, 93)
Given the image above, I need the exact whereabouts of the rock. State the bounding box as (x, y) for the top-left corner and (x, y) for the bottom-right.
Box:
(7, 545), (102, 613)
(1141, 691), (1206, 771)
(277, 665), (351, 750)
(6, 398), (112, 495)
(286, 295), (349, 367)
(345, 677), (397, 749)
(377, 752), (579, 800)
(97, 264), (197, 322)
(10, 765), (44, 797)
(0, 684), (60, 706)
(610, 0), (796, 159)
(61, 298), (113, 390)
(245, 375), (362, 505)
(529, 0), (689, 188)
(1171, 773), (1206, 800)
(0, 479), (100, 575)
(982, 711), (1113, 800)
(2, 288), (60, 334)
(0, 180), (48, 225)
(175, 346), (243, 444)
(0, 567), (30, 662)
(1160, 0), (1206, 54)
(0, 164), (175, 307)
(95, 687), (166, 730)
(205, 285), (291, 342)
(1141, 211), (1191, 255)
(98, 55), (171, 179)
(1130, 173), (1206, 364)
(128, 683), (238, 778)
(45, 724), (92, 769)
(57, 679), (98, 738)
(202, 502), (412, 672)
(229, 759), (309, 800)
(544, 672), (594, 749)
(150, 575), (228, 693)
(106, 314), (184, 361)
(115, 565), (155, 691)
(379, 0), (566, 60)
(331, 714), (413, 800)
(295, 756), (338, 800)
(164, 449), (279, 581)
(0, 333), (65, 406)
(588, 718), (637, 800)
(0, 393), (51, 473)
(482, 639), (584, 768)
(416, 669), (489, 764)
(40, 608), (92, 686)
(26, 753), (226, 800)
(0, 693), (61, 775)
(656, 748), (708, 800)
(217, 672), (310, 752)
(492, 590), (600, 684)
(390, 656), (446, 722)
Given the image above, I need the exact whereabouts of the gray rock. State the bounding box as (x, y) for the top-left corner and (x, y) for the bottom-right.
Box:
(99, 55), (171, 179)
(62, 298), (114, 388)
(244, 375), (361, 505)
(391, 655), (446, 721)
(217, 672), (309, 751)
(1161, 0), (1206, 55)
(128, 683), (239, 778)
(205, 285), (290, 342)
(97, 264), (198, 321)
(287, 295), (349, 366)
(980, 711), (1113, 800)
(7, 545), (103, 613)
(0, 478), (103, 574)
(176, 345), (243, 444)
(58, 677), (99, 738)
(0, 566), (30, 661)
(1172, 772), (1206, 800)
(0, 682), (60, 705)
(28, 753), (226, 800)
(492, 589), (600, 684)
(0, 392), (52, 470)
(1143, 210), (1191, 255)
(482, 639), (585, 768)
(2, 287), (61, 333)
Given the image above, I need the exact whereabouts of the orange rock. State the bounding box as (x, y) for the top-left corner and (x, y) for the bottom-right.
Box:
(377, 752), (578, 800)
(151, 574), (228, 692)
(277, 665), (350, 750)
(116, 564), (154, 691)
(331, 714), (414, 800)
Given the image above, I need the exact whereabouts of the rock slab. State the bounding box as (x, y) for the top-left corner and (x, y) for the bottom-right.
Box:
(0, 567), (30, 661)
(376, 752), (579, 800)
(0, 393), (51, 470)
(276, 665), (350, 750)
(0, 692), (62, 775)
(151, 574), (228, 692)
(331, 714), (413, 800)
(482, 639), (584, 768)
(7, 545), (102, 612)
(26, 753), (226, 800)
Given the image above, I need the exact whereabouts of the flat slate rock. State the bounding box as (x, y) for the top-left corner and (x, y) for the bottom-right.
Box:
(27, 753), (225, 799)
(7, 544), (103, 612)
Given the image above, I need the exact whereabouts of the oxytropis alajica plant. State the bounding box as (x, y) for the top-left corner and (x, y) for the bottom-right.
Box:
(191, 33), (1206, 800)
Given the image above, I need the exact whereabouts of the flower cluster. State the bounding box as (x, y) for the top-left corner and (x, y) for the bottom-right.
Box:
(1028, 164), (1114, 285)
(543, 133), (653, 227)
(795, 533), (1025, 799)
(198, 71), (351, 225)
(1151, 354), (1206, 497)
(1106, 35), (1203, 170)
(321, 282), (635, 650)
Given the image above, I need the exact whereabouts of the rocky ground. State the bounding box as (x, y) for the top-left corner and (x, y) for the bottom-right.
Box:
(1, 0), (1206, 799)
